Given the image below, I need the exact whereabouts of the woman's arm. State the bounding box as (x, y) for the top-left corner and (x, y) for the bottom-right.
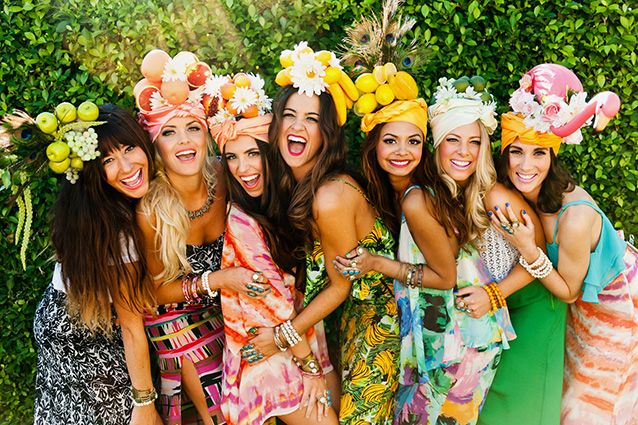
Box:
(112, 268), (161, 425)
(491, 203), (595, 303)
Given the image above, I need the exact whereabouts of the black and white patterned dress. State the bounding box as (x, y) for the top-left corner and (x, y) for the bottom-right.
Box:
(33, 263), (133, 425)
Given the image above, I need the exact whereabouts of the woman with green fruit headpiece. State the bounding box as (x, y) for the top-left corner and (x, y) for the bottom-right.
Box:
(0, 103), (162, 424)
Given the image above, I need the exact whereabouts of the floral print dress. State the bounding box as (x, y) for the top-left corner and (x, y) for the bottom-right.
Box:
(306, 214), (400, 425)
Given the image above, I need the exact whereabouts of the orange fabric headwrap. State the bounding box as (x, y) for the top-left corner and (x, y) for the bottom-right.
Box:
(501, 112), (562, 154)
(361, 99), (428, 136)
(209, 114), (272, 152)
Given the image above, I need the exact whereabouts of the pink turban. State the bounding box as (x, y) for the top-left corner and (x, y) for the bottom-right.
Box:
(209, 114), (272, 152)
(138, 102), (208, 143)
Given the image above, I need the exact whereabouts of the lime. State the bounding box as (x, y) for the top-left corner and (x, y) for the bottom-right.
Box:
(470, 76), (486, 92)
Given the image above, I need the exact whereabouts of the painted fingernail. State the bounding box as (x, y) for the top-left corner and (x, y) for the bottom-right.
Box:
(522, 209), (527, 215)
(355, 270), (360, 274)
(505, 202), (510, 207)
(488, 211), (493, 216)
(494, 206), (499, 210)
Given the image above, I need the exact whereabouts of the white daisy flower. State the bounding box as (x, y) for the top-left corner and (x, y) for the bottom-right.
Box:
(204, 75), (230, 97)
(434, 85), (457, 105)
(292, 41), (310, 59)
(327, 51), (343, 70)
(230, 87), (258, 114)
(162, 58), (188, 82)
(150, 91), (170, 110)
(210, 109), (235, 126)
(464, 86), (479, 99)
(247, 73), (265, 91)
(187, 86), (205, 104)
(290, 53), (327, 96)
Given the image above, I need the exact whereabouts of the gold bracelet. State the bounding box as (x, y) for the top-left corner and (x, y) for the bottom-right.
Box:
(293, 352), (323, 376)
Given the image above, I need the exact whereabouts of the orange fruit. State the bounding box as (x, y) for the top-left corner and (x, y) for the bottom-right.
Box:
(220, 83), (237, 100)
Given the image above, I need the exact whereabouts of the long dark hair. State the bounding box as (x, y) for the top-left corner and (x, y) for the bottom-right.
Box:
(51, 104), (155, 334)
(222, 138), (298, 273)
(497, 145), (575, 213)
(268, 86), (356, 251)
(361, 123), (467, 241)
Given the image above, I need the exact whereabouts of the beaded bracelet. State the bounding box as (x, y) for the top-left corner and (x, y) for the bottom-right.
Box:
(519, 247), (553, 279)
(131, 386), (158, 407)
(483, 282), (507, 312)
(293, 352), (323, 376)
(278, 320), (301, 348)
(201, 270), (218, 298)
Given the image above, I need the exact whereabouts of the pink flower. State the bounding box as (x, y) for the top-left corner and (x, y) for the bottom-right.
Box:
(519, 74), (532, 91)
(542, 102), (561, 121)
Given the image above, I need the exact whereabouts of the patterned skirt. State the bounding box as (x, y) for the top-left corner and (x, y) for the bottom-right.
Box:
(145, 302), (226, 425)
(561, 245), (638, 425)
(33, 284), (132, 425)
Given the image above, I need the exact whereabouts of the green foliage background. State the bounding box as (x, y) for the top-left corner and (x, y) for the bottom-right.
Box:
(1, 0), (636, 422)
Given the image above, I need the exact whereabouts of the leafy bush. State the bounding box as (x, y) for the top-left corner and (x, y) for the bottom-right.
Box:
(1, 0), (635, 422)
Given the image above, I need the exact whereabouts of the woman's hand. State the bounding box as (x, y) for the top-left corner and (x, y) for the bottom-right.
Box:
(129, 404), (163, 425)
(333, 246), (375, 280)
(214, 267), (271, 298)
(243, 327), (278, 363)
(455, 286), (491, 318)
(489, 203), (538, 258)
(301, 374), (332, 421)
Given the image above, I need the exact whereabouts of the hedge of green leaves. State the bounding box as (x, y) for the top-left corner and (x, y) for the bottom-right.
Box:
(1, 0), (636, 422)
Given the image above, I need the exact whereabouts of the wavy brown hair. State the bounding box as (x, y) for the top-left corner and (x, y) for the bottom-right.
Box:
(221, 139), (299, 273)
(51, 104), (156, 334)
(497, 145), (575, 213)
(361, 123), (468, 243)
(269, 86), (358, 252)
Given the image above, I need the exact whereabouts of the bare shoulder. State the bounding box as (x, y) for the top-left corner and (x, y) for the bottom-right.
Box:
(485, 182), (530, 219)
(314, 174), (363, 213)
(402, 186), (431, 215)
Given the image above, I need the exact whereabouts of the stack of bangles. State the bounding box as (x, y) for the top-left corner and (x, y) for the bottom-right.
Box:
(131, 386), (158, 407)
(274, 320), (301, 352)
(519, 247), (554, 279)
(182, 270), (218, 303)
(483, 282), (507, 312)
(401, 263), (424, 288)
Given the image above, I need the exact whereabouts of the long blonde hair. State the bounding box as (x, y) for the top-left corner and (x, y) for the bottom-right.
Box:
(139, 152), (218, 284)
(435, 121), (496, 243)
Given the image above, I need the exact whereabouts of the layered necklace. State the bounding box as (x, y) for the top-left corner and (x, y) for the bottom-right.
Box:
(187, 185), (215, 220)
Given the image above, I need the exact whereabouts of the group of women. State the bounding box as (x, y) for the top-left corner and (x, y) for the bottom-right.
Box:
(21, 31), (636, 425)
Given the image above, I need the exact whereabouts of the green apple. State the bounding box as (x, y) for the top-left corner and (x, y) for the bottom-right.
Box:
(48, 158), (71, 174)
(470, 76), (486, 92)
(35, 112), (58, 134)
(77, 101), (100, 121)
(46, 141), (71, 162)
(55, 102), (77, 123)
(453, 77), (470, 93)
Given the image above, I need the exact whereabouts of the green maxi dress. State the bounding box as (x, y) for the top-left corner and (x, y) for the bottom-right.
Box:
(477, 227), (567, 425)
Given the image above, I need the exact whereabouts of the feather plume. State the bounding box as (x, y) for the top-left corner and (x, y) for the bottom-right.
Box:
(341, 0), (429, 74)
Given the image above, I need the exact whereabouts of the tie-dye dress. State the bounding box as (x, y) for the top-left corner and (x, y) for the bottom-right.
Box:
(394, 185), (516, 425)
(546, 200), (638, 425)
(220, 204), (333, 425)
(144, 234), (226, 425)
(306, 216), (400, 425)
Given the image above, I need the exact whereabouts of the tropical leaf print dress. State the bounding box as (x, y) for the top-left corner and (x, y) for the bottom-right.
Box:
(306, 216), (400, 425)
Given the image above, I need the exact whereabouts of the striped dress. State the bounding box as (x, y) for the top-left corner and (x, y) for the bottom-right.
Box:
(547, 200), (638, 425)
(144, 234), (226, 425)
(220, 204), (332, 425)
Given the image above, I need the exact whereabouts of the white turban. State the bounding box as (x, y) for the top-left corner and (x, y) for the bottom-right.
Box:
(429, 98), (498, 148)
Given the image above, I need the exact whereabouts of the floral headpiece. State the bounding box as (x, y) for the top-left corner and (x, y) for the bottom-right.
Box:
(503, 63), (621, 153)
(134, 49), (212, 141)
(429, 76), (498, 147)
(275, 42), (358, 126)
(0, 100), (104, 268)
(206, 72), (272, 151)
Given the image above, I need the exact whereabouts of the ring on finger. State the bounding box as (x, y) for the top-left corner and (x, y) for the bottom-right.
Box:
(511, 220), (521, 229)
(350, 260), (357, 268)
(252, 271), (262, 282)
(458, 300), (466, 308)
(357, 246), (364, 255)
(247, 291), (258, 298)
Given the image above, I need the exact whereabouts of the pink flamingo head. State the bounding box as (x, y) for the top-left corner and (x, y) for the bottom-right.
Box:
(525, 64), (583, 102)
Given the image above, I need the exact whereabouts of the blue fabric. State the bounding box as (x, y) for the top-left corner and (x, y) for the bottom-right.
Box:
(546, 200), (626, 303)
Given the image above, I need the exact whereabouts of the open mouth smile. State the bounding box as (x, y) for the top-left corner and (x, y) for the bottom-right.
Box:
(287, 135), (307, 157)
(120, 169), (144, 189)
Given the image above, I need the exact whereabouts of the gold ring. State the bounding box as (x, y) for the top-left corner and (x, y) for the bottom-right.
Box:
(357, 247), (364, 255)
(350, 261), (357, 268)
(252, 272), (261, 282)
(511, 221), (520, 229)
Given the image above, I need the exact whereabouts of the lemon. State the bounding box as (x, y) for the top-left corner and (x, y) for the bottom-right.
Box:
(355, 73), (379, 93)
(48, 158), (71, 174)
(355, 93), (378, 115)
(382, 62), (398, 79)
(375, 84), (395, 105)
(279, 52), (294, 68)
(275, 69), (292, 86)
(315, 50), (332, 66)
(323, 66), (342, 84)
(373, 66), (386, 84)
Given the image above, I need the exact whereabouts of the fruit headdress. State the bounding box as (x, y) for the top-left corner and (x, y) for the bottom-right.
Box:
(0, 100), (103, 269)
(134, 49), (212, 142)
(274, 42), (359, 126)
(341, 0), (429, 134)
(429, 75), (498, 148)
(501, 64), (621, 154)
(207, 72), (272, 152)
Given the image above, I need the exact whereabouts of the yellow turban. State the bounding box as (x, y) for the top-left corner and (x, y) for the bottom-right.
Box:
(361, 99), (428, 136)
(501, 112), (562, 155)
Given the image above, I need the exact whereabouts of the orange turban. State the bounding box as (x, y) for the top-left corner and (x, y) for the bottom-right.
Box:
(361, 99), (428, 136)
(209, 114), (272, 152)
(501, 112), (562, 154)
(138, 102), (208, 143)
